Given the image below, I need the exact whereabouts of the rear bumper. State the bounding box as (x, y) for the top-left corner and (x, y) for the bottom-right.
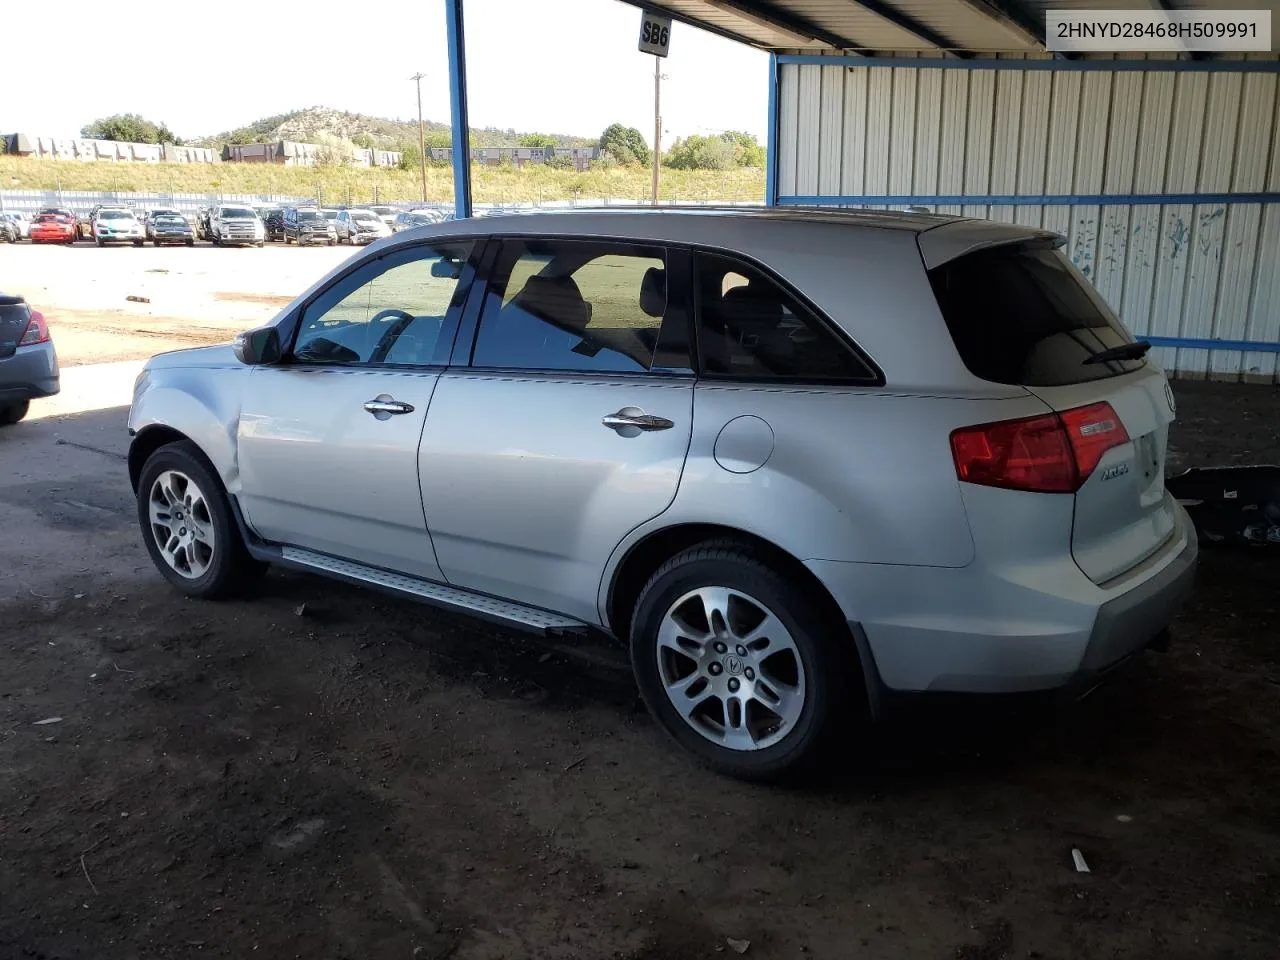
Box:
(0, 341), (61, 401)
(808, 504), (1198, 694)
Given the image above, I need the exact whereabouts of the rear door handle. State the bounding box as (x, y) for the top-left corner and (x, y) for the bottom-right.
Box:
(363, 395), (415, 417)
(602, 408), (674, 433)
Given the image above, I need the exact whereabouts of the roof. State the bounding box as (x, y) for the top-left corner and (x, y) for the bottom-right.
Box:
(387, 206), (1062, 269)
(616, 0), (1280, 57)
(451, 204), (963, 233)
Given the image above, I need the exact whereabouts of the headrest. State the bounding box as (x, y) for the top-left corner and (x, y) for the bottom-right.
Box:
(511, 274), (592, 331)
(639, 266), (667, 318)
(721, 282), (782, 318)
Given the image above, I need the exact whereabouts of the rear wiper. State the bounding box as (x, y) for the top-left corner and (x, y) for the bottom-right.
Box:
(1083, 341), (1151, 365)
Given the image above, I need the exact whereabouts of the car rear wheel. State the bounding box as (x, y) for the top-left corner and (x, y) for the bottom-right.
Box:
(630, 541), (857, 781)
(136, 440), (266, 599)
(0, 400), (30, 425)
(185, 238), (194, 246)
(95, 238), (104, 247)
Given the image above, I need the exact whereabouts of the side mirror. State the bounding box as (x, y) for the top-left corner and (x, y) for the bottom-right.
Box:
(233, 325), (282, 366)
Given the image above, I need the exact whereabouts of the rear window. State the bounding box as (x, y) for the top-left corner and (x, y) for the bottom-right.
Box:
(928, 244), (1145, 387)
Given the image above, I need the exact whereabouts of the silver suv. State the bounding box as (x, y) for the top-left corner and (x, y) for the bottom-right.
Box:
(127, 209), (1197, 780)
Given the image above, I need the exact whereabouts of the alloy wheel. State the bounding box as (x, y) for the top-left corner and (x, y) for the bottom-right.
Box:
(147, 469), (216, 579)
(655, 587), (807, 752)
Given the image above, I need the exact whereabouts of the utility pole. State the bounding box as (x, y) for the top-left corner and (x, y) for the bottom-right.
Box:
(651, 56), (661, 205)
(410, 72), (428, 204)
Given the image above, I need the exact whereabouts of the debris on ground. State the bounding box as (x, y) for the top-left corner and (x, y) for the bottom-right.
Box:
(726, 937), (751, 954)
(125, 295), (151, 303)
(32, 717), (63, 726)
(1167, 465), (1280, 546)
(1072, 848), (1091, 874)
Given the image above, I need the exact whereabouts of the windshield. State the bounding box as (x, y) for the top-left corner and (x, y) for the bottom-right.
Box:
(370, 206), (394, 215)
(321, 210), (339, 220)
(220, 208), (255, 219)
(352, 211), (379, 223)
(928, 243), (1145, 386)
(99, 210), (134, 220)
(156, 215), (186, 224)
(297, 210), (322, 222)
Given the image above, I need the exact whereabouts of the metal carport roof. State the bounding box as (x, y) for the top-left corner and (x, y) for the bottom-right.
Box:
(615, 0), (1279, 56)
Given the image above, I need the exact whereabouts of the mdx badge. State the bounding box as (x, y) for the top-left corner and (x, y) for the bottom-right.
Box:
(1101, 462), (1130, 481)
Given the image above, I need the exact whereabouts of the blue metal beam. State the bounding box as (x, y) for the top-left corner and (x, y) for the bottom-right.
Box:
(1145, 336), (1280, 353)
(775, 54), (1280, 73)
(445, 0), (472, 219)
(765, 53), (778, 207)
(778, 192), (1280, 206)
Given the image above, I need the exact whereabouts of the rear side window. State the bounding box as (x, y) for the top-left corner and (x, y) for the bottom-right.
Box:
(694, 252), (877, 383)
(928, 244), (1145, 386)
(471, 239), (692, 374)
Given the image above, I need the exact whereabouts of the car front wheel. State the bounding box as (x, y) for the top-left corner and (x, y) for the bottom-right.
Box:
(136, 440), (266, 599)
(630, 542), (855, 781)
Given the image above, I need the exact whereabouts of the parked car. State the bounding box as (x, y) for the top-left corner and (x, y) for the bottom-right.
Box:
(0, 293), (59, 425)
(208, 205), (266, 247)
(263, 209), (287, 242)
(148, 211), (195, 246)
(391, 209), (440, 233)
(369, 205), (397, 228)
(93, 208), (145, 246)
(194, 207), (213, 240)
(1, 212), (32, 239)
(282, 207), (336, 246)
(125, 209), (1198, 780)
(0, 216), (18, 243)
(335, 208), (391, 245)
(30, 208), (79, 245)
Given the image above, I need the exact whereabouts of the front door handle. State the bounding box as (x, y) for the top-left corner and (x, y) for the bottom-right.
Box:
(602, 407), (674, 435)
(363, 395), (415, 418)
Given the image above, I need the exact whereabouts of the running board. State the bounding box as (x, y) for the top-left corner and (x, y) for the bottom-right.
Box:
(278, 547), (589, 635)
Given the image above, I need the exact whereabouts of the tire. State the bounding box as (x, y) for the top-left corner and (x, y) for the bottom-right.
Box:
(95, 238), (104, 247)
(0, 400), (30, 425)
(327, 239), (335, 246)
(186, 238), (194, 247)
(154, 240), (161, 246)
(136, 440), (267, 599)
(256, 241), (264, 248)
(629, 540), (857, 782)
(133, 239), (144, 247)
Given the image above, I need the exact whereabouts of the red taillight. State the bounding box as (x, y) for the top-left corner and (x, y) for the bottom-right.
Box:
(951, 402), (1128, 494)
(1059, 402), (1130, 478)
(19, 310), (50, 346)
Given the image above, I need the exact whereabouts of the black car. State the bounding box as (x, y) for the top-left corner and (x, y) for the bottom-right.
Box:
(263, 209), (286, 242)
(148, 212), (195, 246)
(283, 207), (336, 246)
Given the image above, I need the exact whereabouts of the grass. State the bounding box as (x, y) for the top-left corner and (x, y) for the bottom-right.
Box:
(0, 156), (765, 205)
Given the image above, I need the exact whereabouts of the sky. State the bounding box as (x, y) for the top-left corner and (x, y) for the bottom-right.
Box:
(3, 0), (768, 146)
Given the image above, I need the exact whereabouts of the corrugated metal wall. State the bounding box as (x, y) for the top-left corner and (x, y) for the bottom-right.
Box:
(776, 57), (1280, 383)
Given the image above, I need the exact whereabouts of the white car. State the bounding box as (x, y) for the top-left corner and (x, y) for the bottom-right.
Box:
(335, 209), (391, 245)
(209, 205), (266, 247)
(2, 212), (32, 240)
(93, 208), (145, 246)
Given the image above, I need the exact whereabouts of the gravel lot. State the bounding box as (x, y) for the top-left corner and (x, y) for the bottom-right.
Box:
(1, 244), (1278, 960)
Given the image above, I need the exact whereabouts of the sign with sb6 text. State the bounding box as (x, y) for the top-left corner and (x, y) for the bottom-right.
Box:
(638, 12), (672, 57)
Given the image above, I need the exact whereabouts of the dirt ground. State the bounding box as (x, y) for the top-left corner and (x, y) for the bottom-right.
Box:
(1, 246), (1279, 960)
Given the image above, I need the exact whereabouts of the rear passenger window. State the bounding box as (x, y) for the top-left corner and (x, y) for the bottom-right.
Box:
(471, 239), (691, 374)
(694, 253), (876, 382)
(928, 243), (1145, 386)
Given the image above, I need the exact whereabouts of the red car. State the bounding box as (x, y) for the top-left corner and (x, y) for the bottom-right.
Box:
(29, 209), (78, 245)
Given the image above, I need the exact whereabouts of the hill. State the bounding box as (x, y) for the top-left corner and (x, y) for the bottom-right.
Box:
(194, 107), (595, 149)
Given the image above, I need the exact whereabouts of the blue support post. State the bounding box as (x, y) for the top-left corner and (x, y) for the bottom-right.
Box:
(445, 0), (472, 219)
(765, 53), (778, 207)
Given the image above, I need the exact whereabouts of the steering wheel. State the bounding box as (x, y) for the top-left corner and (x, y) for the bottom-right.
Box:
(368, 309), (417, 363)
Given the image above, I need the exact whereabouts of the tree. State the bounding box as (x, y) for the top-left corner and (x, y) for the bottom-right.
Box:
(313, 131), (355, 166)
(519, 133), (557, 149)
(351, 132), (375, 149)
(81, 113), (181, 144)
(598, 123), (650, 166)
(664, 130), (765, 170)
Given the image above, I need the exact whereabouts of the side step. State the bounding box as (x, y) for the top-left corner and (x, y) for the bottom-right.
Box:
(278, 547), (589, 636)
